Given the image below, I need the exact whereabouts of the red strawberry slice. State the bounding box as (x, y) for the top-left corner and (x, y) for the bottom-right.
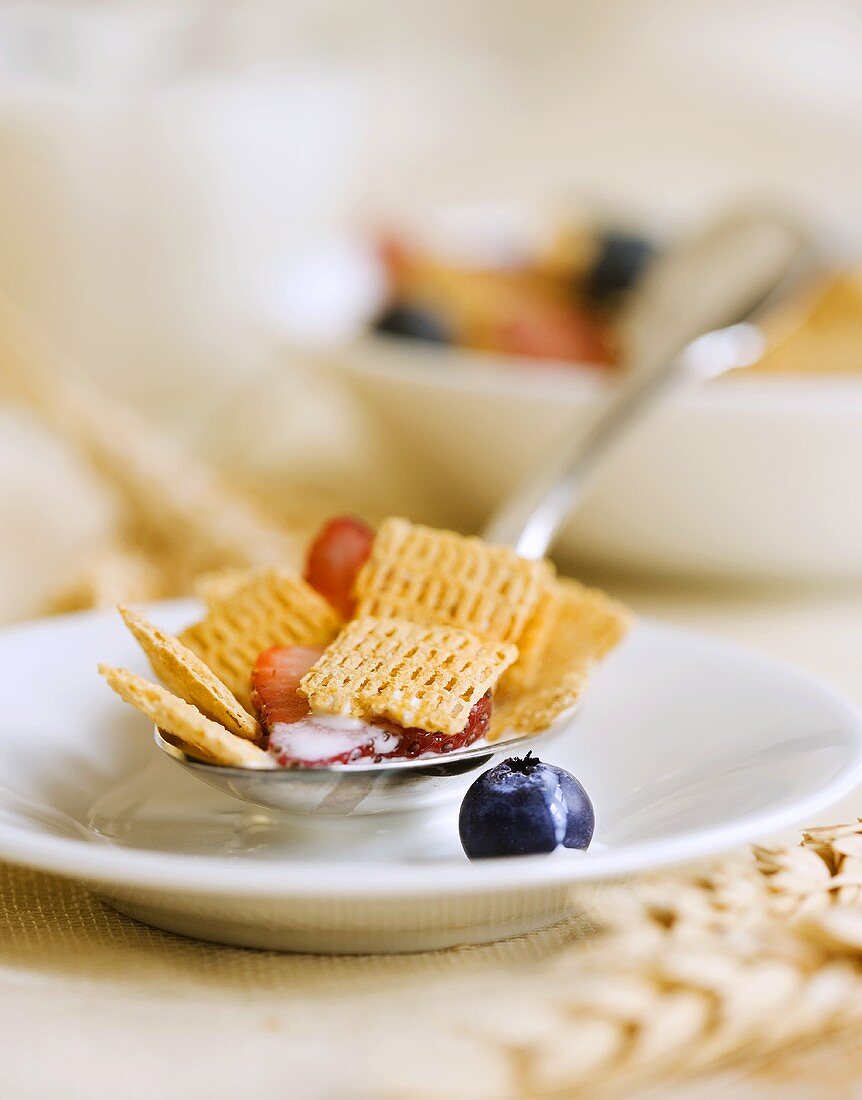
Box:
(251, 645), (323, 728)
(489, 297), (613, 364)
(374, 692), (492, 758)
(304, 515), (375, 618)
(252, 644), (492, 768)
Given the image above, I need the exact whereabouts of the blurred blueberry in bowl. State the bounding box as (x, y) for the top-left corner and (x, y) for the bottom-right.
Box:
(374, 303), (452, 344)
(582, 229), (656, 302)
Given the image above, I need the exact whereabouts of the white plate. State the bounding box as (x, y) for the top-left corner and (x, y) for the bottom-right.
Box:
(332, 336), (862, 582)
(1, 602), (860, 953)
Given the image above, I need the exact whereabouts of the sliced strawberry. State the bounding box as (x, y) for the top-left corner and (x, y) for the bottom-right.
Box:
(372, 692), (492, 758)
(376, 231), (416, 290)
(488, 297), (613, 364)
(304, 515), (375, 618)
(251, 645), (323, 729)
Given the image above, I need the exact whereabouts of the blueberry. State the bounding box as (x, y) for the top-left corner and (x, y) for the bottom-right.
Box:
(374, 302), (451, 344)
(582, 229), (656, 302)
(458, 752), (594, 860)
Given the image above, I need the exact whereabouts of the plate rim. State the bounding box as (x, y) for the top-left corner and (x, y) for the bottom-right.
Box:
(2, 607), (862, 900)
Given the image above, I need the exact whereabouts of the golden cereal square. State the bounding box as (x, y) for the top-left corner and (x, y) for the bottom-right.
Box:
(99, 665), (273, 768)
(118, 605), (260, 742)
(489, 578), (631, 740)
(498, 585), (561, 693)
(353, 518), (552, 645)
(193, 567), (253, 609)
(552, 578), (632, 665)
(179, 569), (340, 709)
(299, 617), (517, 736)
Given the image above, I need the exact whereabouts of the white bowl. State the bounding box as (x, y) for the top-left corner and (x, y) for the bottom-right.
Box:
(331, 335), (862, 583)
(1, 602), (860, 953)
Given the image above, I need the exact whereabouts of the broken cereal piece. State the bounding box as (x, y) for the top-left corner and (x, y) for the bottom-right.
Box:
(98, 665), (273, 768)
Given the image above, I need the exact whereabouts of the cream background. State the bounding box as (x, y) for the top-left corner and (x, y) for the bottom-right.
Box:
(2, 6), (862, 1095)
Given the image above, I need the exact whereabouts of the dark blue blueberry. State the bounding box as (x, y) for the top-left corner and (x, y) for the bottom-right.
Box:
(458, 752), (594, 860)
(374, 302), (452, 344)
(583, 229), (656, 302)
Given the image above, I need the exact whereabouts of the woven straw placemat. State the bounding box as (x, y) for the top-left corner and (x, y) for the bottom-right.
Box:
(4, 822), (862, 1100)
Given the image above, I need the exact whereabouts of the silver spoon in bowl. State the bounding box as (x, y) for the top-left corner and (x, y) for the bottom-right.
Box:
(156, 208), (814, 816)
(156, 718), (575, 815)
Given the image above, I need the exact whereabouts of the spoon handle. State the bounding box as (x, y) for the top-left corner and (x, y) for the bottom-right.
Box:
(481, 210), (810, 558)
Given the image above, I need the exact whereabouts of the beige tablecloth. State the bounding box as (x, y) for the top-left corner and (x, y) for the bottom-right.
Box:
(3, 583), (862, 1099)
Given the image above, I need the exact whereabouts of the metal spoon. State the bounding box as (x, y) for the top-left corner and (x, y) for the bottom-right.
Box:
(155, 718), (572, 815)
(157, 208), (813, 816)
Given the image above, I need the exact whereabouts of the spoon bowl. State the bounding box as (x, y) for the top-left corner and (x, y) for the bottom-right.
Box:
(154, 718), (573, 816)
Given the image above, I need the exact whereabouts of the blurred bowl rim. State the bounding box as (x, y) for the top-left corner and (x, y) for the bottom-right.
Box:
(327, 331), (862, 414)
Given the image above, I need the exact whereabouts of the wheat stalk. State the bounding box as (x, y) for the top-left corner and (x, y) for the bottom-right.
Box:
(44, 545), (166, 613)
(466, 829), (862, 1097)
(756, 820), (862, 953)
(0, 291), (299, 605)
